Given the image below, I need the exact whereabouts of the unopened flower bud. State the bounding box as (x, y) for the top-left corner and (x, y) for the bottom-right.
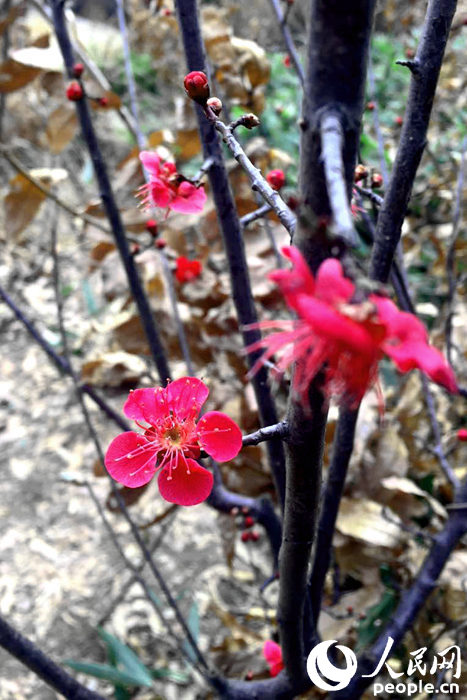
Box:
(395, 115), (403, 126)
(354, 164), (369, 182)
(244, 515), (254, 528)
(283, 55), (291, 68)
(251, 531), (260, 542)
(245, 671), (253, 681)
(366, 101), (375, 111)
(287, 195), (299, 211)
(266, 169), (285, 191)
(241, 531), (251, 543)
(405, 48), (415, 59)
(457, 428), (467, 442)
(184, 71), (210, 104)
(99, 96), (109, 107)
(146, 219), (158, 236)
(206, 96), (222, 116)
(72, 62), (84, 78)
(155, 238), (167, 249)
(131, 243), (140, 255)
(371, 173), (384, 189)
(66, 81), (83, 101)
(241, 113), (260, 129)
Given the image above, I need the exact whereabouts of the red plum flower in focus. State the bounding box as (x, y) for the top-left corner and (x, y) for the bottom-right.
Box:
(138, 151), (206, 215)
(263, 640), (284, 677)
(175, 256), (202, 283)
(247, 246), (458, 406)
(105, 378), (242, 506)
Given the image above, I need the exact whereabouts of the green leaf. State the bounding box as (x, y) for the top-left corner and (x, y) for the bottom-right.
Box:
(97, 628), (153, 687)
(356, 588), (398, 651)
(182, 602), (200, 665)
(64, 661), (151, 688)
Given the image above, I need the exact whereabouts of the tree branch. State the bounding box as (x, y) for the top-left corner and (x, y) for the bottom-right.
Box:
(0, 615), (105, 700)
(175, 0), (287, 508)
(50, 0), (171, 383)
(268, 0), (305, 87)
(370, 0), (458, 283)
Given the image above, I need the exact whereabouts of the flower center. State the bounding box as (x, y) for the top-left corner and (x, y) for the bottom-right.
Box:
(164, 427), (182, 446)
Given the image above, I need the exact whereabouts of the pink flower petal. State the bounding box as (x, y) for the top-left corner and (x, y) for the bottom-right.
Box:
(263, 640), (284, 677)
(384, 342), (458, 393)
(170, 182), (207, 213)
(157, 457), (213, 505)
(269, 246), (315, 306)
(166, 377), (209, 421)
(315, 258), (354, 303)
(105, 432), (158, 487)
(296, 297), (376, 354)
(197, 411), (243, 461)
(123, 387), (167, 424)
(149, 179), (173, 208)
(139, 151), (161, 175)
(374, 297), (427, 342)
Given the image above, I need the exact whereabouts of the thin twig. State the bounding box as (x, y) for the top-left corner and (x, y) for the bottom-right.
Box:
(212, 117), (296, 236)
(175, 0), (287, 508)
(0, 615), (105, 700)
(268, 0), (305, 87)
(242, 421), (289, 447)
(0, 147), (112, 235)
(159, 249), (194, 374)
(240, 203), (272, 229)
(370, 0), (458, 283)
(51, 0), (171, 383)
(367, 54), (390, 185)
(445, 135), (466, 365)
(49, 207), (211, 677)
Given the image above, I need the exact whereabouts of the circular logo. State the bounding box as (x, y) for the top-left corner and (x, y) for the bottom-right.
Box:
(307, 640), (358, 691)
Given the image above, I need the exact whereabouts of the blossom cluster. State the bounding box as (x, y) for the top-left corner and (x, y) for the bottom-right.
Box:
(138, 151), (206, 216)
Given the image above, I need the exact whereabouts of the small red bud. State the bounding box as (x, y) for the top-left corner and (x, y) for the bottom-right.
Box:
(244, 516), (255, 528)
(371, 173), (384, 189)
(354, 164), (369, 183)
(245, 671), (254, 681)
(346, 605), (354, 614)
(184, 71), (210, 104)
(66, 81), (83, 101)
(241, 531), (251, 543)
(266, 169), (285, 191)
(99, 96), (109, 107)
(405, 48), (415, 59)
(242, 506), (249, 514)
(146, 219), (158, 236)
(395, 115), (403, 126)
(283, 55), (291, 68)
(155, 238), (167, 249)
(230, 506), (240, 516)
(359, 613), (366, 621)
(72, 62), (84, 78)
(206, 96), (223, 116)
(366, 101), (375, 111)
(131, 243), (140, 255)
(162, 8), (172, 16)
(251, 531), (260, 542)
(457, 428), (467, 442)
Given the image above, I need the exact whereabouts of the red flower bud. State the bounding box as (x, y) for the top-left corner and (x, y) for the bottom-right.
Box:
(457, 428), (467, 442)
(162, 8), (172, 16)
(354, 164), (369, 182)
(346, 605), (354, 614)
(155, 238), (166, 249)
(66, 81), (83, 101)
(244, 515), (255, 528)
(131, 243), (140, 255)
(371, 173), (384, 189)
(395, 115), (403, 126)
(283, 55), (291, 68)
(266, 169), (286, 191)
(366, 101), (375, 111)
(405, 48), (415, 59)
(241, 531), (251, 543)
(146, 219), (158, 236)
(72, 62), (84, 78)
(206, 96), (223, 116)
(99, 96), (109, 107)
(245, 671), (254, 681)
(251, 531), (260, 542)
(286, 195), (299, 211)
(184, 71), (210, 104)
